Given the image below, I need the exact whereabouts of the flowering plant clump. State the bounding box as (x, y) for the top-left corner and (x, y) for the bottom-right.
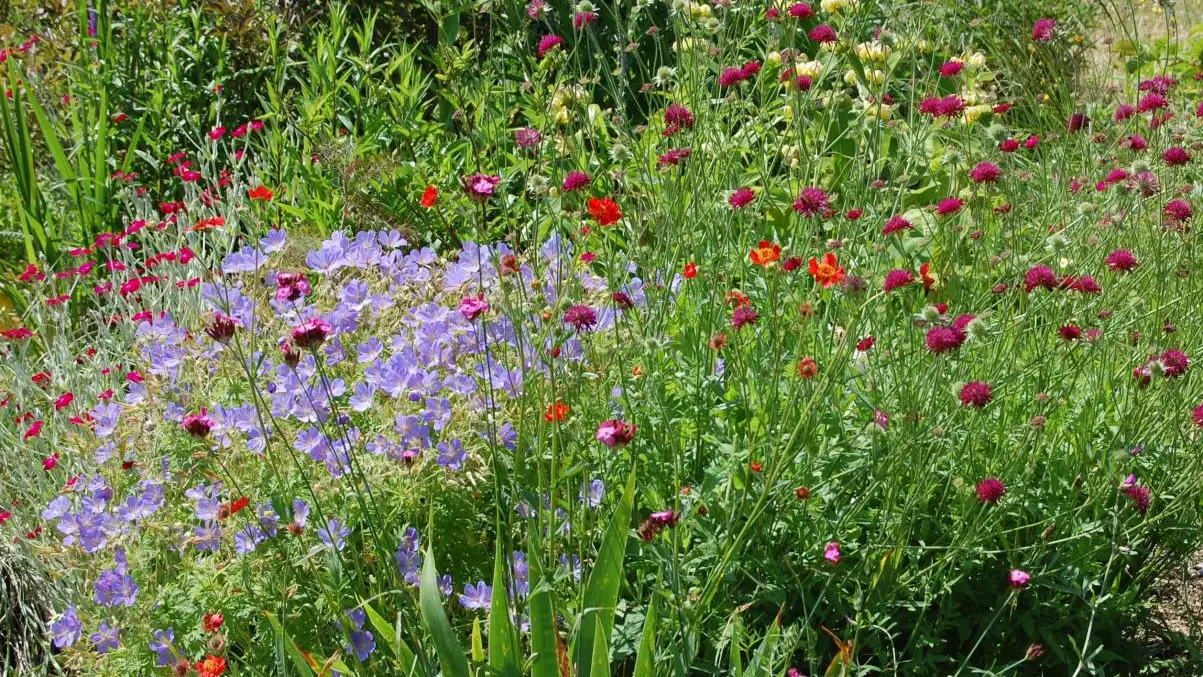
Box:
(0, 0), (1201, 675)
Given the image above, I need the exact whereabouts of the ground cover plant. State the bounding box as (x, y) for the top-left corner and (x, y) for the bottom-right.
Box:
(1, 0), (1203, 675)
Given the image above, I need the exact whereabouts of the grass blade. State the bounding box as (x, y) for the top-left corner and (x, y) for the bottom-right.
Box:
(419, 544), (469, 677)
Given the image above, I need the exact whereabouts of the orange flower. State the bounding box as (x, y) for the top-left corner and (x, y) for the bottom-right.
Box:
(797, 355), (818, 379)
(588, 197), (622, 226)
(191, 216), (226, 232)
(248, 185), (274, 201)
(683, 262), (697, 279)
(420, 185), (438, 208)
(545, 401), (569, 422)
(920, 261), (937, 292)
(197, 656), (227, 677)
(807, 252), (845, 288)
(725, 290), (751, 307)
(749, 240), (781, 267)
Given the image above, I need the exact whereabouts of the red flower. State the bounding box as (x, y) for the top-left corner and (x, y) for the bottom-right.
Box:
(197, 655), (227, 677)
(420, 185), (439, 208)
(797, 356), (818, 379)
(203, 612), (224, 633)
(545, 401), (568, 422)
(248, 185), (274, 201)
(588, 197), (622, 226)
(24, 420), (43, 440)
(54, 393), (74, 411)
(975, 477), (1006, 503)
(683, 262), (698, 279)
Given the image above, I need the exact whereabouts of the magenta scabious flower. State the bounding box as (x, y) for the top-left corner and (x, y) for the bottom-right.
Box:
(291, 318), (332, 350)
(969, 161), (1000, 184)
(596, 419), (637, 447)
(792, 187), (830, 217)
(882, 215), (912, 236)
(925, 326), (966, 353)
(939, 60), (964, 77)
(515, 127), (542, 147)
(1163, 146), (1191, 166)
(1159, 349), (1190, 378)
(536, 34), (564, 59)
(182, 412), (215, 439)
(936, 197), (963, 216)
(1165, 200), (1192, 222)
(664, 103), (695, 135)
(808, 24), (836, 43)
(731, 306), (758, 330)
(563, 304), (598, 332)
(1031, 18), (1055, 42)
(918, 95), (965, 118)
(1024, 265), (1058, 292)
(729, 187), (755, 209)
(562, 171), (591, 192)
(976, 478), (1006, 503)
(883, 269), (915, 292)
(657, 147), (691, 168)
(788, 2), (813, 18)
(959, 381), (993, 408)
(204, 313), (239, 344)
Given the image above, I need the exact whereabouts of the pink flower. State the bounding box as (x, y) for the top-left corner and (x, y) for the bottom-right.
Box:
(208, 126), (226, 141)
(925, 326), (966, 354)
(536, 34), (564, 59)
(24, 420), (43, 440)
(823, 541), (841, 564)
(182, 412), (215, 439)
(54, 392), (74, 411)
(462, 173), (502, 201)
(42, 453), (58, 471)
(562, 171), (591, 192)
(882, 215), (912, 236)
(936, 197), (963, 216)
(459, 294), (489, 321)
(291, 318), (333, 350)
(1163, 146), (1191, 166)
(939, 60), (964, 77)
(596, 419), (637, 447)
(1024, 265), (1057, 292)
(792, 187), (830, 217)
(976, 478), (1006, 504)
(729, 188), (755, 209)
(1009, 569), (1031, 589)
(969, 162), (1000, 184)
(1031, 18), (1055, 42)
(883, 269), (915, 292)
(1165, 200), (1192, 222)
(959, 381), (993, 408)
(788, 2), (813, 18)
(808, 24), (836, 43)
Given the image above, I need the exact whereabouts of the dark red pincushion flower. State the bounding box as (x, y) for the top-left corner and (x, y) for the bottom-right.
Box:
(959, 381), (993, 408)
(976, 477), (1007, 503)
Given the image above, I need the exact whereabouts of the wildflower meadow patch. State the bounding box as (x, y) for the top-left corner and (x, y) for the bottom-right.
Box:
(1, 0), (1203, 675)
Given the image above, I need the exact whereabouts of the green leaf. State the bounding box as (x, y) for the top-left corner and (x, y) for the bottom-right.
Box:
(527, 546), (559, 677)
(362, 602), (420, 675)
(633, 593), (658, 677)
(471, 617), (484, 663)
(489, 542), (521, 677)
(419, 545), (470, 677)
(264, 611), (317, 677)
(745, 612), (782, 677)
(574, 465), (637, 677)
